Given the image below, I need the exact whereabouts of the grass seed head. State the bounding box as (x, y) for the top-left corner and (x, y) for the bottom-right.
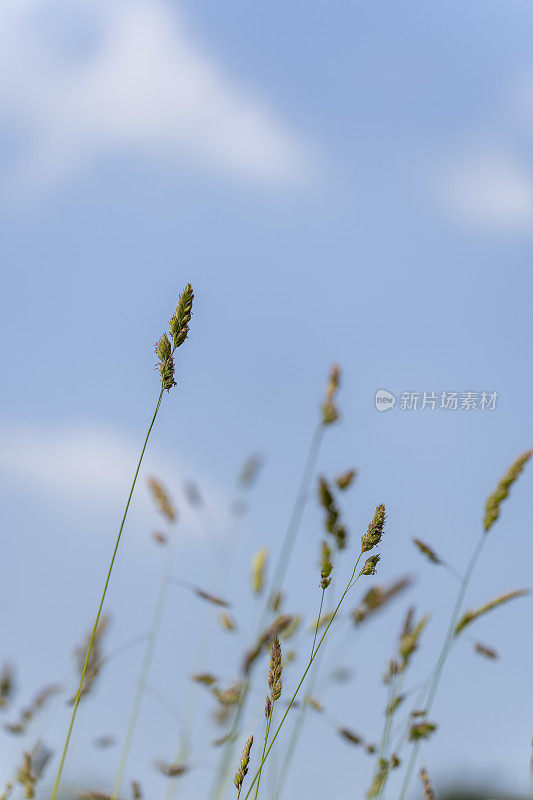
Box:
(320, 540), (333, 589)
(361, 554), (380, 576)
(335, 468), (357, 490)
(169, 283), (194, 350)
(455, 589), (529, 635)
(322, 363), (341, 425)
(484, 449), (532, 532)
(474, 641), (498, 660)
(352, 577), (413, 625)
(409, 722), (436, 741)
(268, 635), (283, 701)
(0, 663), (15, 709)
(419, 767), (435, 800)
(251, 548), (268, 595)
(361, 504), (386, 552)
(413, 538), (441, 565)
(147, 477), (177, 523)
(234, 735), (253, 792)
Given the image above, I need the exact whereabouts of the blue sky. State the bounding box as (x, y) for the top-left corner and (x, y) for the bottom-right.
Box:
(1, 1), (533, 798)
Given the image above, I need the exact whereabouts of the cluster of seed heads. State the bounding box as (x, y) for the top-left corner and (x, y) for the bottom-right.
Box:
(155, 283), (194, 391)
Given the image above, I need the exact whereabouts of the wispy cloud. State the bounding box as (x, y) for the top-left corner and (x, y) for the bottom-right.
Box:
(0, 0), (313, 197)
(0, 421), (226, 541)
(434, 145), (533, 233)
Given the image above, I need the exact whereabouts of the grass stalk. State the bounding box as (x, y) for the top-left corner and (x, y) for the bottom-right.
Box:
(397, 532), (486, 800)
(241, 550), (365, 800)
(210, 423), (326, 800)
(49, 389), (164, 800)
(111, 549), (172, 799)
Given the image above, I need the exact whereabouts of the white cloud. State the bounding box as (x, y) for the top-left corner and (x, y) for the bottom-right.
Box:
(0, 421), (227, 542)
(0, 0), (312, 196)
(435, 146), (533, 232)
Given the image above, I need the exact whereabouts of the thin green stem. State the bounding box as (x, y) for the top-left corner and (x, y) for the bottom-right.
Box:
(273, 587), (326, 799)
(210, 423), (325, 800)
(49, 389), (164, 800)
(254, 705), (273, 800)
(111, 549), (171, 799)
(266, 424), (324, 616)
(397, 532), (486, 800)
(242, 551), (364, 800)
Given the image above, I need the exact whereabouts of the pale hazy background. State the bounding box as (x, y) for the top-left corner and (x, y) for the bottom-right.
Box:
(1, 1), (533, 798)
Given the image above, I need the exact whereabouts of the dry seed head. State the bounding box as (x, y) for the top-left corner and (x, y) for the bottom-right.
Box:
(0, 784), (12, 800)
(131, 781), (142, 800)
(386, 694), (404, 715)
(320, 540), (333, 589)
(234, 735), (253, 791)
(413, 538), (441, 565)
(279, 615), (300, 640)
(455, 589), (529, 635)
(6, 683), (60, 735)
(409, 722), (436, 741)
(484, 449), (532, 532)
(147, 477), (176, 523)
(219, 612), (236, 631)
(399, 611), (429, 666)
(194, 587), (230, 607)
(305, 695), (323, 712)
(191, 672), (217, 686)
(391, 754), (401, 769)
(361, 554), (380, 576)
(367, 759), (389, 799)
(321, 364), (341, 425)
(154, 762), (187, 777)
(269, 591), (282, 612)
(0, 663), (15, 709)
(474, 641), (498, 660)
(335, 468), (356, 490)
(72, 614), (110, 702)
(352, 577), (413, 625)
(264, 695), (272, 718)
(318, 476), (348, 549)
(419, 768), (435, 800)
(251, 548), (268, 595)
(169, 283), (194, 350)
(383, 659), (400, 684)
(268, 636), (282, 701)
(361, 504), (386, 552)
(337, 727), (362, 746)
(152, 531), (168, 546)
